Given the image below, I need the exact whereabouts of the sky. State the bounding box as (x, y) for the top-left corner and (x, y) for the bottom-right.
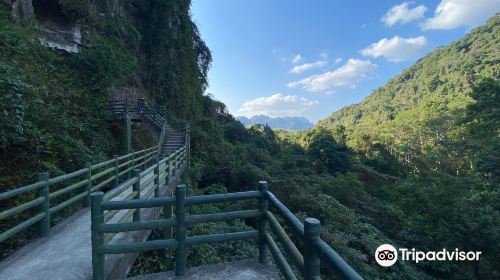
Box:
(191, 0), (500, 123)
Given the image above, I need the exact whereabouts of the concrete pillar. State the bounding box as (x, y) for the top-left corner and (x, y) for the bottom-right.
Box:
(122, 113), (132, 154)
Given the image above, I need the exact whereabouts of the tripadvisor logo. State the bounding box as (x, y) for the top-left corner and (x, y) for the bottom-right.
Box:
(375, 244), (398, 267)
(375, 244), (482, 267)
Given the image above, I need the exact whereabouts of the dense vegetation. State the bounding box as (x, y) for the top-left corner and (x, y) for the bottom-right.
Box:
(0, 1), (498, 279)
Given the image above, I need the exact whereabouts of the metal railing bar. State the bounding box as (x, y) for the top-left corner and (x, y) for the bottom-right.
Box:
(0, 197), (45, 220)
(0, 213), (45, 243)
(185, 210), (260, 225)
(140, 165), (155, 178)
(49, 191), (88, 214)
(104, 191), (138, 222)
(313, 239), (364, 280)
(143, 183), (157, 198)
(265, 191), (304, 238)
(101, 196), (176, 211)
(266, 211), (304, 273)
(0, 181), (45, 201)
(91, 176), (115, 192)
(100, 239), (178, 254)
(185, 231), (258, 247)
(265, 233), (298, 280)
(99, 218), (176, 233)
(140, 174), (157, 191)
(184, 191), (261, 206)
(48, 168), (87, 185)
(49, 179), (88, 199)
(91, 158), (115, 171)
(103, 178), (137, 202)
(90, 167), (115, 181)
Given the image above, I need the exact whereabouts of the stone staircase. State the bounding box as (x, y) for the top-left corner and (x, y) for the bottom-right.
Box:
(161, 124), (186, 157)
(108, 98), (188, 158)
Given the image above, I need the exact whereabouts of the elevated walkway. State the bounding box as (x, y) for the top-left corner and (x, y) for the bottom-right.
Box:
(128, 260), (279, 280)
(0, 97), (364, 280)
(0, 157), (186, 280)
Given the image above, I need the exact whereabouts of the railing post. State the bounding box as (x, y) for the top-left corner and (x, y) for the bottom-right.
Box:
(85, 162), (92, 207)
(38, 172), (50, 236)
(133, 169), (141, 222)
(129, 150), (135, 179)
(165, 157), (171, 185)
(123, 112), (132, 155)
(113, 155), (119, 187)
(304, 218), (321, 280)
(90, 192), (105, 280)
(142, 150), (147, 171)
(185, 123), (190, 186)
(163, 190), (174, 256)
(154, 157), (160, 198)
(258, 181), (269, 264)
(175, 185), (187, 276)
(181, 157), (188, 186)
(168, 157), (175, 178)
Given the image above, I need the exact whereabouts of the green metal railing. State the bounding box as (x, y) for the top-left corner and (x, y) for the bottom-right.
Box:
(0, 144), (187, 245)
(90, 181), (364, 280)
(108, 97), (189, 157)
(108, 98), (187, 132)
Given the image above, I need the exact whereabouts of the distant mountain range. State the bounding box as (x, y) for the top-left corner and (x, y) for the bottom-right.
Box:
(237, 115), (314, 131)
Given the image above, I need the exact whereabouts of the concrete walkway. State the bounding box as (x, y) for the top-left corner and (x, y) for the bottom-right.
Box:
(0, 163), (184, 280)
(128, 259), (279, 280)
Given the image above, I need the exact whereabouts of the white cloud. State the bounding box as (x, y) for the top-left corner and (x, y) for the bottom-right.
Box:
(291, 54), (304, 64)
(236, 93), (319, 118)
(382, 2), (427, 26)
(289, 53), (328, 74)
(361, 36), (429, 62)
(290, 60), (327, 74)
(335, 57), (343, 64)
(287, 59), (377, 92)
(422, 0), (500, 30)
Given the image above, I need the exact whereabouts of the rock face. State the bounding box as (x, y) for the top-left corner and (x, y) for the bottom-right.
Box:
(9, 0), (35, 22)
(5, 0), (83, 53)
(37, 23), (82, 53)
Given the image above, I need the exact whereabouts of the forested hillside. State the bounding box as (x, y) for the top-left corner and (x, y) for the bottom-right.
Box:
(1, 1), (498, 279)
(318, 15), (499, 180)
(0, 0), (210, 188)
(278, 15), (499, 279)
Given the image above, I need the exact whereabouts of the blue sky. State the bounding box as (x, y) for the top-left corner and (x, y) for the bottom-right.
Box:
(191, 0), (500, 123)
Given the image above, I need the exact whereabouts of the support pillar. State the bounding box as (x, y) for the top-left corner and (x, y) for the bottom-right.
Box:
(122, 114), (132, 155)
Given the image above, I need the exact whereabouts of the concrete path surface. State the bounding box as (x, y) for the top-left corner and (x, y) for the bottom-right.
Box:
(0, 163), (184, 280)
(127, 259), (279, 280)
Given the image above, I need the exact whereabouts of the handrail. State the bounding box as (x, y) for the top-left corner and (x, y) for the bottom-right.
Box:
(89, 181), (363, 280)
(0, 143), (187, 245)
(108, 97), (189, 158)
(1, 95), (189, 262)
(109, 98), (187, 131)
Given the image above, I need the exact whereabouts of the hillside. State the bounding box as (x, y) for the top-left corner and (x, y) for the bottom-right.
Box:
(237, 115), (314, 130)
(0, 0), (211, 187)
(319, 15), (499, 135)
(276, 14), (499, 279)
